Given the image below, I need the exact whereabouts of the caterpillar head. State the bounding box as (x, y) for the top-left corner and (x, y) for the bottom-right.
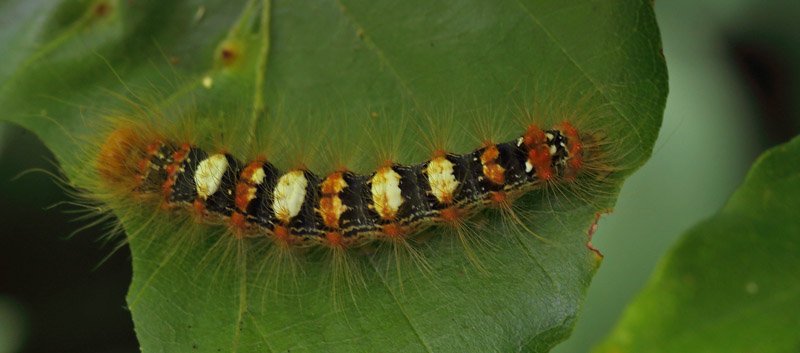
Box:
(96, 127), (147, 185)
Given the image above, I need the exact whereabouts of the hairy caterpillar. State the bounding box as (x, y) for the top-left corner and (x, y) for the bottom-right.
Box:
(94, 119), (596, 254)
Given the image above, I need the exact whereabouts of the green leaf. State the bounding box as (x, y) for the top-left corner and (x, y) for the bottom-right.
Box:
(594, 136), (800, 353)
(0, 0), (666, 351)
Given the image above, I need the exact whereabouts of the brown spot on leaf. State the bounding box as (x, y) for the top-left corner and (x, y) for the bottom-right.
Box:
(93, 1), (110, 16)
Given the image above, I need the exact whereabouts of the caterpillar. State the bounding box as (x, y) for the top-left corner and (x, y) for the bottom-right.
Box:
(95, 119), (595, 253)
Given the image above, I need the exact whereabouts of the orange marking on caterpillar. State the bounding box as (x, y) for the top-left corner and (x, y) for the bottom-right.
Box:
(234, 183), (253, 212)
(161, 163), (179, 197)
(490, 191), (507, 205)
(319, 172), (348, 229)
(193, 199), (206, 217)
(146, 141), (161, 154)
(320, 172), (345, 194)
(161, 179), (174, 197)
(160, 144), (191, 198)
(235, 161), (265, 211)
(480, 145), (505, 185)
(172, 143), (191, 161)
(273, 225), (293, 247)
(561, 122), (583, 180)
(523, 125), (543, 146)
(381, 223), (406, 238)
(319, 197), (339, 227)
(325, 232), (346, 248)
(240, 161), (262, 180)
(230, 212), (249, 237)
(525, 125), (553, 180)
(439, 207), (467, 226)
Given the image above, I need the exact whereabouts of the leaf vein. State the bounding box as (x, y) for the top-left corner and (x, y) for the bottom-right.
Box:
(334, 0), (416, 100)
(369, 259), (434, 353)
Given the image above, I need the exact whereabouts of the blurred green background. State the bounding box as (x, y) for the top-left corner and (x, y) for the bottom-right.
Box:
(555, 0), (799, 352)
(1, 0), (798, 352)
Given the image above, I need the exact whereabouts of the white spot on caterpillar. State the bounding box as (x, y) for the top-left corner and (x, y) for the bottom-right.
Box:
(250, 167), (266, 184)
(195, 154), (228, 199)
(549, 145), (557, 155)
(545, 132), (554, 140)
(525, 161), (533, 173)
(273, 170), (308, 222)
(371, 167), (403, 219)
(427, 157), (459, 204)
